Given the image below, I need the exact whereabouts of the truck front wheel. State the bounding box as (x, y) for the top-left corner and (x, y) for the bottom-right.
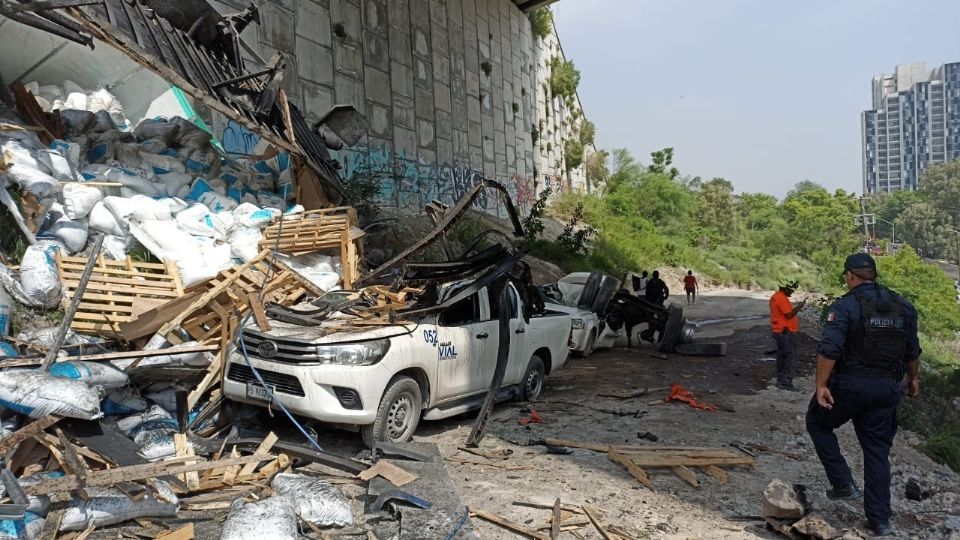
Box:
(361, 376), (422, 448)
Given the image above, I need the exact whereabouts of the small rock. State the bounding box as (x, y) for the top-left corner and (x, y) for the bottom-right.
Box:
(763, 479), (805, 520)
(792, 513), (840, 540)
(905, 478), (932, 501)
(945, 516), (960, 532)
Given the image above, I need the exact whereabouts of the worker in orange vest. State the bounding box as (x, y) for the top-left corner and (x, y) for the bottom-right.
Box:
(769, 279), (805, 392)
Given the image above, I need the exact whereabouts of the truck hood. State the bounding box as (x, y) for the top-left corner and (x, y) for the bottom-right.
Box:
(248, 316), (418, 344)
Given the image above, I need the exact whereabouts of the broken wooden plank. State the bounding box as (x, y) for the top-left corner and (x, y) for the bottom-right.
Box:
(512, 499), (584, 514)
(703, 464), (728, 484)
(470, 509), (550, 540)
(608, 450), (655, 490)
(581, 505), (614, 540)
(237, 432), (277, 479)
(1, 345), (219, 368)
(0, 416), (61, 454)
(356, 460), (417, 487)
(173, 434), (200, 491)
(155, 523), (193, 540)
(551, 498), (561, 540)
(24, 454), (272, 495)
(671, 465), (700, 487)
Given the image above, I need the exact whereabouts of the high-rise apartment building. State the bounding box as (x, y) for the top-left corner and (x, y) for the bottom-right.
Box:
(861, 62), (960, 193)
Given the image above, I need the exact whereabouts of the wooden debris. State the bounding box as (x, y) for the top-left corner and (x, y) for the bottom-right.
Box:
(356, 460), (418, 487)
(581, 505), (614, 540)
(237, 432), (277, 479)
(259, 207), (361, 285)
(608, 450), (655, 491)
(671, 465), (700, 487)
(457, 446), (512, 460)
(155, 524), (194, 540)
(173, 434), (200, 491)
(703, 464), (729, 484)
(512, 499), (584, 514)
(55, 252), (184, 335)
(551, 498), (561, 540)
(0, 416), (61, 454)
(24, 454), (273, 495)
(444, 457), (533, 471)
(2, 344), (219, 368)
(470, 509), (550, 540)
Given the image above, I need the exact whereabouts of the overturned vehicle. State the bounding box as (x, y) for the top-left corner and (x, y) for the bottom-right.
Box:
(223, 180), (574, 446)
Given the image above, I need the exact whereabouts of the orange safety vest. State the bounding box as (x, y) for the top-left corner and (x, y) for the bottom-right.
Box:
(769, 290), (798, 333)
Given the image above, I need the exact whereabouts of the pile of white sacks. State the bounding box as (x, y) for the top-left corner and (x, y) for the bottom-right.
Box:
(0, 81), (303, 309)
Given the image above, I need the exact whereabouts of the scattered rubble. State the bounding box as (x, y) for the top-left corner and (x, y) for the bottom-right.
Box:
(763, 479), (806, 521)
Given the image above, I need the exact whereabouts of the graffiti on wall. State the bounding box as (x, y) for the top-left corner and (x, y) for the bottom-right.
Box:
(221, 120), (260, 155)
(335, 144), (561, 218)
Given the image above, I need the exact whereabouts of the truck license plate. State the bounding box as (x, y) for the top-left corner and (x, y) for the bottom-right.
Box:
(246, 383), (275, 402)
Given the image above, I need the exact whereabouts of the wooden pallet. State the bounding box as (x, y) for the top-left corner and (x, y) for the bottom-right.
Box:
(258, 206), (362, 286)
(607, 446), (754, 489)
(56, 253), (184, 336)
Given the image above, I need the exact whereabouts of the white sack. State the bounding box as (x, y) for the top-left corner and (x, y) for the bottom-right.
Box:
(42, 211), (88, 254)
(221, 496), (298, 540)
(19, 242), (62, 309)
(59, 481), (178, 532)
(228, 227), (262, 263)
(62, 183), (103, 219)
(88, 201), (124, 237)
(49, 361), (129, 389)
(270, 473), (353, 526)
(0, 370), (102, 420)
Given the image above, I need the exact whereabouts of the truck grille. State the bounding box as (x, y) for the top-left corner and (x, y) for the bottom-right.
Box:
(240, 328), (320, 363)
(227, 364), (306, 397)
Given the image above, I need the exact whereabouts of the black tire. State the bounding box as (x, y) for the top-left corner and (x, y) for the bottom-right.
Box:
(521, 355), (546, 401)
(575, 330), (596, 358)
(361, 376), (422, 448)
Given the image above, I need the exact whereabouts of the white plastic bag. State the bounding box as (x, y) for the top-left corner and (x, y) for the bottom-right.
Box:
(134, 120), (179, 144)
(50, 361), (129, 389)
(156, 172), (192, 197)
(139, 152), (185, 174)
(175, 204), (227, 239)
(199, 191), (237, 213)
(19, 242), (62, 309)
(62, 183), (103, 219)
(270, 473), (353, 526)
(233, 202), (278, 228)
(0, 370), (102, 420)
(221, 496), (298, 540)
(41, 210), (88, 254)
(100, 234), (128, 260)
(35, 149), (78, 182)
(49, 139), (81, 164)
(101, 387), (147, 416)
(60, 481), (178, 531)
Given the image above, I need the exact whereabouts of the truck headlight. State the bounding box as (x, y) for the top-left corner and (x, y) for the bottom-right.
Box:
(571, 318), (585, 329)
(316, 340), (390, 366)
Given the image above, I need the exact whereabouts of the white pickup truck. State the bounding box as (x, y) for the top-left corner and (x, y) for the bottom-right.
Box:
(222, 282), (572, 446)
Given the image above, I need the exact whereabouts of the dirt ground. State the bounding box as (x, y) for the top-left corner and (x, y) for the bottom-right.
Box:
(413, 289), (960, 539)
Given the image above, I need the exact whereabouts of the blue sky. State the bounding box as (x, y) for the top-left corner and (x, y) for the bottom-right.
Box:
(553, 0), (960, 198)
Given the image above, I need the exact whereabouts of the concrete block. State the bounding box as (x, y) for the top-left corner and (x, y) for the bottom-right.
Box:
(409, 0), (430, 30)
(296, 37), (334, 86)
(481, 112), (494, 139)
(393, 126), (418, 159)
(335, 74), (365, 108)
(467, 120), (481, 148)
(392, 94), (416, 129)
(432, 52), (451, 85)
(447, 0), (464, 35)
(467, 95), (481, 124)
(469, 145), (483, 168)
(366, 100), (392, 138)
(495, 156), (506, 178)
(466, 69), (480, 97)
(494, 129), (506, 156)
(415, 86), (435, 121)
(434, 81), (451, 113)
(505, 124), (516, 146)
(506, 144), (516, 166)
(363, 30), (389, 72)
(363, 0), (387, 32)
(493, 106), (504, 132)
(480, 92), (492, 112)
(301, 80), (335, 121)
(335, 41), (363, 78)
(483, 161), (496, 181)
(390, 61), (415, 98)
(331, 1), (362, 42)
(365, 67), (391, 106)
(417, 118), (436, 149)
(418, 148), (436, 172)
(437, 136), (453, 166)
(259, 2), (295, 52)
(387, 0), (410, 27)
(414, 57), (433, 90)
(296, 0), (331, 47)
(453, 129), (469, 157)
(483, 136), (494, 160)
(412, 28), (430, 57)
(388, 26), (413, 66)
(435, 109), (452, 141)
(464, 41), (479, 74)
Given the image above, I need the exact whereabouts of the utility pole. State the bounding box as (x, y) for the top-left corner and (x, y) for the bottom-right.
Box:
(857, 196), (872, 238)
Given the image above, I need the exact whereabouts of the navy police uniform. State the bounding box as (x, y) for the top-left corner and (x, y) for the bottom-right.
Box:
(806, 277), (920, 529)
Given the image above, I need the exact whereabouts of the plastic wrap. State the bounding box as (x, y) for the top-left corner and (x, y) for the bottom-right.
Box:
(221, 496), (298, 540)
(0, 370), (102, 420)
(270, 473), (353, 526)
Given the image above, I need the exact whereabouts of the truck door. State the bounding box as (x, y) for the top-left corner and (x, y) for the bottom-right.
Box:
(434, 289), (493, 401)
(478, 283), (528, 391)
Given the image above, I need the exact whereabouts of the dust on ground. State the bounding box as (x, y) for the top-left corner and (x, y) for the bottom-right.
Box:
(411, 289), (960, 539)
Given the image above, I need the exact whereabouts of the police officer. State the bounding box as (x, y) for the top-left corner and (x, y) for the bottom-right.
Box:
(806, 253), (920, 537)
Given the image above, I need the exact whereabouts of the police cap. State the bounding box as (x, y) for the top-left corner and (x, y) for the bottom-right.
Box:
(844, 253), (877, 272)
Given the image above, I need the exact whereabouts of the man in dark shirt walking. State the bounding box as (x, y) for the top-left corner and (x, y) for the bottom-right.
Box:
(806, 253), (920, 537)
(644, 270), (669, 305)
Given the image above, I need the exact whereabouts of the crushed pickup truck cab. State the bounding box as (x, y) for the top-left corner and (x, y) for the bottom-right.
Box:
(224, 282), (571, 446)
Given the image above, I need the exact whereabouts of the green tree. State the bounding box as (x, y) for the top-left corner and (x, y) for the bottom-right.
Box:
(564, 139), (584, 169)
(898, 202), (955, 261)
(648, 147), (679, 179)
(578, 120), (596, 146)
(584, 149), (609, 190)
(529, 8), (552, 39)
(781, 182), (859, 260)
(548, 57), (580, 99)
(918, 160), (960, 214)
(698, 177), (740, 242)
(605, 148), (644, 192)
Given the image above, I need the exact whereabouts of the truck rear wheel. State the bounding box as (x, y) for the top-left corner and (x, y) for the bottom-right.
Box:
(521, 355), (546, 401)
(361, 376), (422, 448)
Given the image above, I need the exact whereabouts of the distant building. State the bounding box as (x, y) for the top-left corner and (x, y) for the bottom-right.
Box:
(861, 62), (960, 193)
